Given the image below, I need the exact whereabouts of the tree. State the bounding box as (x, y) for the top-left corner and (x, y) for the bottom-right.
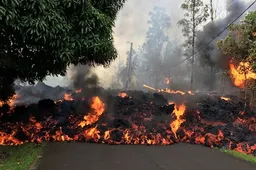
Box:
(117, 48), (137, 89)
(217, 11), (256, 105)
(178, 0), (209, 89)
(218, 11), (256, 69)
(143, 6), (171, 88)
(0, 0), (126, 101)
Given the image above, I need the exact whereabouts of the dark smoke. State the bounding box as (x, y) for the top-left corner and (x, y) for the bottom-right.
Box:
(68, 65), (103, 97)
(196, 0), (248, 70)
(194, 0), (250, 91)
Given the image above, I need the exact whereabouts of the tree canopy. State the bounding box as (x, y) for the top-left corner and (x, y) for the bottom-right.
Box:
(0, 0), (126, 100)
(218, 11), (256, 71)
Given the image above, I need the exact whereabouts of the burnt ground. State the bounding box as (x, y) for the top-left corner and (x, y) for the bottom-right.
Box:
(36, 143), (256, 170)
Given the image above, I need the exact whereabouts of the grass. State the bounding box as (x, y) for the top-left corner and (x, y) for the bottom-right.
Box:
(0, 143), (45, 170)
(221, 149), (256, 164)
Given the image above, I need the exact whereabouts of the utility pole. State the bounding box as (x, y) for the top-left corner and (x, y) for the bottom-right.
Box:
(210, 0), (214, 21)
(125, 42), (133, 90)
(191, 0), (196, 90)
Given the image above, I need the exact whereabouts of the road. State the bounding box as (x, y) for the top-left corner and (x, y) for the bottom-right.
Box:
(36, 143), (256, 170)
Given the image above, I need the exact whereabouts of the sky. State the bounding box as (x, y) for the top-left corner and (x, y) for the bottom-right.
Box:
(43, 0), (232, 87)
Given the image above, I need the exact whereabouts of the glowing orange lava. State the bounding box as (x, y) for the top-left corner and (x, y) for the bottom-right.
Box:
(118, 92), (128, 98)
(64, 93), (73, 101)
(78, 96), (105, 127)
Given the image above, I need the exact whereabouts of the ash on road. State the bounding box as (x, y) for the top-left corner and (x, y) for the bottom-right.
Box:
(36, 143), (256, 170)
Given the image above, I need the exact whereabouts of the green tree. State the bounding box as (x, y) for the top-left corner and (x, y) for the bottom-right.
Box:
(217, 11), (256, 70)
(178, 0), (209, 89)
(144, 6), (171, 88)
(0, 0), (125, 101)
(217, 11), (256, 105)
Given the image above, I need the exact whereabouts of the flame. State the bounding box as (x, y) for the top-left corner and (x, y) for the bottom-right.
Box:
(78, 96), (105, 127)
(143, 84), (193, 96)
(170, 104), (186, 138)
(165, 78), (171, 84)
(0, 91), (255, 155)
(229, 60), (256, 88)
(75, 89), (82, 93)
(143, 84), (156, 91)
(118, 92), (128, 98)
(221, 97), (231, 101)
(0, 94), (19, 107)
(64, 93), (73, 101)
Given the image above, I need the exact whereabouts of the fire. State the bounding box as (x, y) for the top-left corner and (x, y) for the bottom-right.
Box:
(229, 60), (256, 88)
(118, 92), (128, 98)
(0, 94), (19, 107)
(75, 89), (82, 93)
(78, 96), (105, 128)
(170, 104), (186, 138)
(221, 97), (231, 101)
(187, 91), (194, 95)
(143, 84), (156, 91)
(0, 90), (255, 156)
(143, 84), (193, 96)
(165, 78), (171, 84)
(64, 93), (73, 101)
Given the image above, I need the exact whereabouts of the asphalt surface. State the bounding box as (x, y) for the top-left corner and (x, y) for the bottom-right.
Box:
(36, 143), (256, 170)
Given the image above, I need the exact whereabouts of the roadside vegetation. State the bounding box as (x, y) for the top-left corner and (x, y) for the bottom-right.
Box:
(221, 149), (256, 164)
(0, 143), (45, 170)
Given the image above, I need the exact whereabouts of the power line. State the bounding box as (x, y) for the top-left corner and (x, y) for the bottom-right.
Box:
(214, 0), (234, 19)
(162, 0), (256, 72)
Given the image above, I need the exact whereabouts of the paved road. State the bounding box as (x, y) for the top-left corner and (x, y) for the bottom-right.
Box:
(36, 143), (256, 170)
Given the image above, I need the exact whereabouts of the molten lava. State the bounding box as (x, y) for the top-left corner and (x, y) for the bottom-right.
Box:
(64, 93), (73, 101)
(0, 89), (255, 156)
(118, 92), (128, 98)
(78, 96), (105, 127)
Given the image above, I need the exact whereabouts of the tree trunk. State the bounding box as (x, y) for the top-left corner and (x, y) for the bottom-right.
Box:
(125, 43), (133, 90)
(191, 0), (196, 90)
(210, 0), (214, 21)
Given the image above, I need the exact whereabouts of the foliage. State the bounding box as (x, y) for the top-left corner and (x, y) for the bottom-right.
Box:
(0, 0), (126, 100)
(217, 11), (256, 71)
(0, 143), (45, 170)
(178, 0), (209, 57)
(143, 6), (171, 88)
(217, 11), (256, 105)
(162, 40), (183, 78)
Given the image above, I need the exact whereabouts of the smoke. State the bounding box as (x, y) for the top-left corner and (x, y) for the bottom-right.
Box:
(40, 0), (254, 95)
(194, 0), (255, 91)
(67, 65), (102, 94)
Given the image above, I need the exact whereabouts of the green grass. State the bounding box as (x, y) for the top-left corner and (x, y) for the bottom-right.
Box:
(0, 143), (45, 170)
(221, 149), (256, 164)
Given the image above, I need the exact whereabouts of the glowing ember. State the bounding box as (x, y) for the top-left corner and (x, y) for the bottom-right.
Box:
(229, 60), (256, 88)
(170, 104), (186, 138)
(78, 96), (105, 128)
(221, 97), (231, 101)
(143, 84), (156, 91)
(143, 84), (193, 96)
(64, 93), (73, 101)
(187, 91), (194, 95)
(165, 78), (171, 84)
(0, 94), (19, 107)
(75, 89), (82, 93)
(118, 92), (128, 98)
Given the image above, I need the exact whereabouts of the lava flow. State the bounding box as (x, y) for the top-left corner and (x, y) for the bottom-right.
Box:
(0, 89), (255, 156)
